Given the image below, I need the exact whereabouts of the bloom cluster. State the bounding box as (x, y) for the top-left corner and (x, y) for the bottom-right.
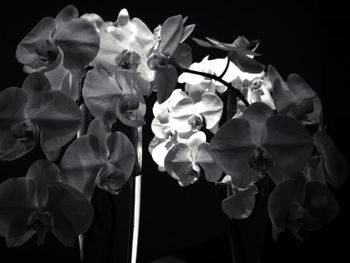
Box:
(0, 5), (348, 248)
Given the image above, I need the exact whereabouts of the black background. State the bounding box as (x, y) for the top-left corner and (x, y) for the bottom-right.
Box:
(1, 1), (349, 262)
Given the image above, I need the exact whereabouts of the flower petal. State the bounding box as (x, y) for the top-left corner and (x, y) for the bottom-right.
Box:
(159, 15), (184, 57)
(313, 131), (349, 188)
(195, 143), (222, 182)
(0, 178), (36, 239)
(83, 68), (121, 126)
(222, 184), (258, 219)
(172, 43), (192, 69)
(16, 17), (57, 69)
(53, 18), (100, 69)
(210, 118), (259, 187)
(168, 95), (195, 133)
(55, 5), (79, 29)
(26, 159), (62, 207)
(195, 92), (223, 130)
(29, 90), (81, 153)
(0, 88), (37, 161)
(263, 115), (313, 172)
(106, 131), (135, 181)
(22, 73), (51, 108)
(47, 183), (94, 246)
(60, 135), (107, 200)
(268, 178), (304, 240)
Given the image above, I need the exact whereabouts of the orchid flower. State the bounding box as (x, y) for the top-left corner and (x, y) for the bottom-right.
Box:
(94, 9), (156, 84)
(163, 131), (222, 186)
(83, 68), (147, 127)
(210, 102), (314, 187)
(0, 159), (93, 247)
(0, 73), (81, 161)
(151, 88), (223, 137)
(60, 118), (135, 200)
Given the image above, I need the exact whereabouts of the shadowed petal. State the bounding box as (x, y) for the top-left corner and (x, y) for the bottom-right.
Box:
(53, 18), (100, 69)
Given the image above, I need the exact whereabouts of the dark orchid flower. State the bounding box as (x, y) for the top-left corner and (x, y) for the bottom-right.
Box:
(83, 68), (147, 128)
(60, 118), (135, 200)
(210, 102), (314, 188)
(0, 73), (81, 161)
(16, 5), (100, 72)
(0, 159), (93, 247)
(268, 173), (339, 241)
(267, 65), (322, 125)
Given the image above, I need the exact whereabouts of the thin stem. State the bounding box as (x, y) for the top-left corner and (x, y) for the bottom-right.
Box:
(218, 57), (230, 79)
(130, 127), (143, 263)
(170, 60), (250, 107)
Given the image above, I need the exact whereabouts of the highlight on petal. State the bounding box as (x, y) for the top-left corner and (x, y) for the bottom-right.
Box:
(53, 18), (100, 69)
(313, 131), (349, 188)
(168, 94), (195, 133)
(83, 68), (122, 126)
(194, 92), (223, 130)
(28, 90), (82, 154)
(222, 184), (258, 219)
(164, 143), (198, 186)
(60, 135), (107, 200)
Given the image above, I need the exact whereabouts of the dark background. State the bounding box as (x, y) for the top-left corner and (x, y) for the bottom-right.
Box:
(1, 1), (349, 262)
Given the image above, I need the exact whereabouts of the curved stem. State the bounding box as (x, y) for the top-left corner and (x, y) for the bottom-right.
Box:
(218, 57), (230, 79)
(169, 60), (250, 107)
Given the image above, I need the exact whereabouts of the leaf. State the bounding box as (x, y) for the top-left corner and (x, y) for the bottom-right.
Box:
(60, 135), (107, 200)
(53, 18), (100, 69)
(0, 88), (37, 161)
(160, 15), (184, 57)
(55, 5), (79, 29)
(313, 131), (349, 187)
(83, 68), (121, 126)
(222, 184), (258, 219)
(171, 43), (192, 68)
(155, 65), (178, 103)
(0, 178), (36, 239)
(16, 17), (58, 69)
(29, 90), (81, 153)
(228, 49), (264, 73)
(210, 118), (259, 188)
(47, 183), (94, 246)
(263, 115), (313, 172)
